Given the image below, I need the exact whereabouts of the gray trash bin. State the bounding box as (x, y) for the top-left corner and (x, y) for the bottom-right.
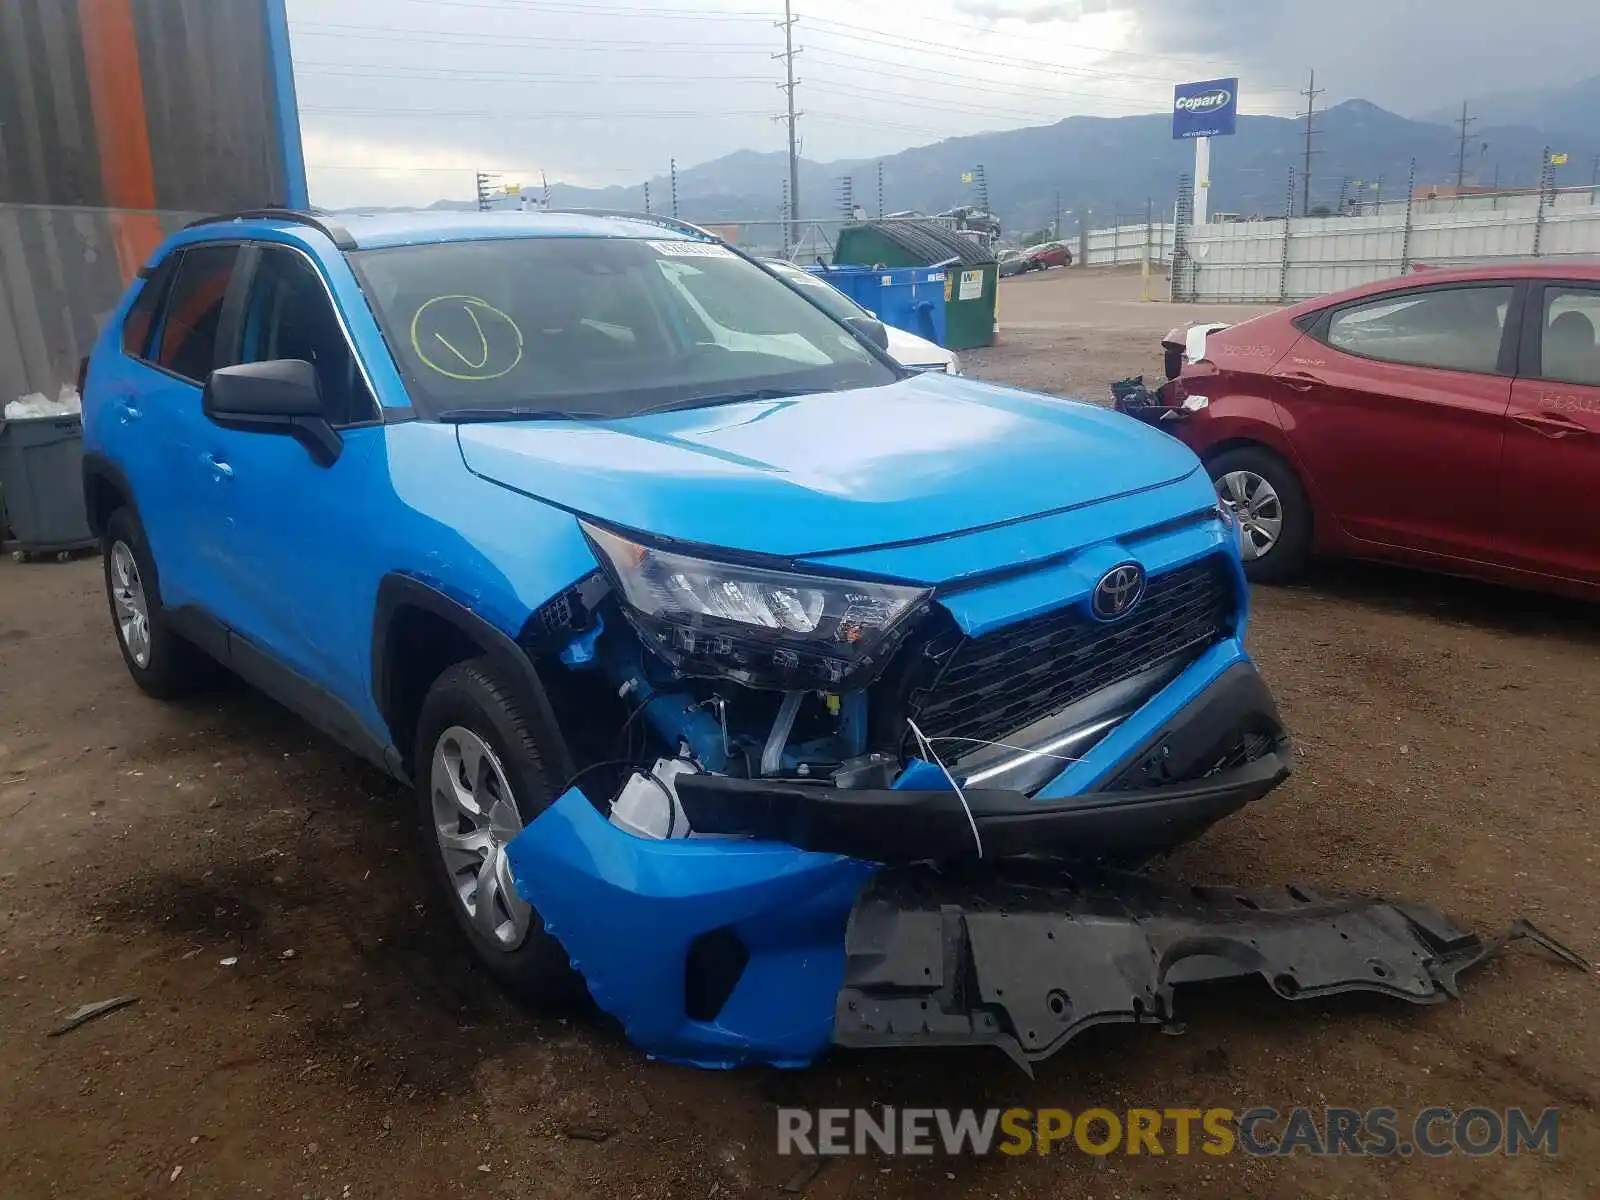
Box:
(0, 414), (97, 560)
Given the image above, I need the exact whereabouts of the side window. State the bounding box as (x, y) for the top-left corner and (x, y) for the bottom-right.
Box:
(237, 247), (375, 426)
(1538, 286), (1600, 387)
(154, 244), (242, 383)
(1323, 285), (1514, 375)
(121, 255), (177, 359)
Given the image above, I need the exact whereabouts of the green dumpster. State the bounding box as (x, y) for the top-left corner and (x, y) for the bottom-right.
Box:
(832, 220), (998, 351)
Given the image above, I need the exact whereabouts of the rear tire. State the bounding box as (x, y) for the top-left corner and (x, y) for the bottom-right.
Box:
(102, 507), (214, 699)
(1206, 446), (1312, 584)
(414, 657), (585, 1006)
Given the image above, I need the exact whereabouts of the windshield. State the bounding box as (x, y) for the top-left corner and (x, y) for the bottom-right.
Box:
(350, 236), (895, 418)
(763, 261), (872, 324)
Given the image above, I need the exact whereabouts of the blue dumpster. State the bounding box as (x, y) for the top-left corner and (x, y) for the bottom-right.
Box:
(806, 265), (950, 348)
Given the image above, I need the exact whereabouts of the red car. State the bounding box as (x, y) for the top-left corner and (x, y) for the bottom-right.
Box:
(1117, 262), (1600, 600)
(1023, 242), (1073, 271)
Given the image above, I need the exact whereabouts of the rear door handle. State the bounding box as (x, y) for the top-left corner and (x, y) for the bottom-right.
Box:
(1274, 371), (1325, 392)
(202, 453), (234, 480)
(1511, 411), (1588, 439)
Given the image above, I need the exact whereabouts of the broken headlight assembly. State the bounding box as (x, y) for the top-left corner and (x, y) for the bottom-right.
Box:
(581, 521), (930, 690)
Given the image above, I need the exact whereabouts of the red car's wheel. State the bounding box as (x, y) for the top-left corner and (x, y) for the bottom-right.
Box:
(1208, 447), (1312, 583)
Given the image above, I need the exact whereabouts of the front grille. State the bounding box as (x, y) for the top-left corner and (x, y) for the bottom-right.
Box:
(907, 556), (1234, 752)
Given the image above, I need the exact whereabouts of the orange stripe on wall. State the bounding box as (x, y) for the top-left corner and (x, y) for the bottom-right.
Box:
(77, 0), (163, 281)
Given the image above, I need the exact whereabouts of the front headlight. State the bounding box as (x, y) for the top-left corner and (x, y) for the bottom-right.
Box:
(582, 522), (931, 689)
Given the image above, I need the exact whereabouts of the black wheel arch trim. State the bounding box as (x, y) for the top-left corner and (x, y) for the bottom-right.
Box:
(81, 452), (138, 539)
(371, 574), (578, 785)
(82, 454), (164, 600)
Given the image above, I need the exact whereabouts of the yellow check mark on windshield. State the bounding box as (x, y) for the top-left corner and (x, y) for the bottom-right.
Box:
(433, 304), (491, 370)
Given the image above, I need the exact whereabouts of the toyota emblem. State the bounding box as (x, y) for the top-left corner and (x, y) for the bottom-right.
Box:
(1092, 564), (1146, 620)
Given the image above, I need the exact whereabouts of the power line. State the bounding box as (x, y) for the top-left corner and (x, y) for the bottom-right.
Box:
(302, 106), (773, 119)
(394, 0), (772, 17)
(1300, 68), (1325, 216)
(296, 62), (772, 84)
(802, 54), (1175, 113)
(291, 22), (771, 51)
(802, 17), (1302, 96)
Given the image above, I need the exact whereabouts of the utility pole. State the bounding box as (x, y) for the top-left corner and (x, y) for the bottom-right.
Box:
(839, 175), (854, 222)
(974, 164), (990, 213)
(1299, 69), (1325, 217)
(643, 180), (651, 214)
(1054, 189), (1062, 238)
(1454, 101), (1477, 190)
(670, 158), (679, 217)
(775, 0), (802, 248)
(876, 160), (884, 219)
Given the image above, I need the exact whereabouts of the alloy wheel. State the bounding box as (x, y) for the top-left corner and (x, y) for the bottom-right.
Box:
(1217, 470), (1284, 561)
(429, 725), (532, 949)
(109, 541), (152, 667)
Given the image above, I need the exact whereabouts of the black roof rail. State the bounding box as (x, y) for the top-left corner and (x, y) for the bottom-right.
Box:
(184, 207), (358, 251)
(543, 208), (721, 243)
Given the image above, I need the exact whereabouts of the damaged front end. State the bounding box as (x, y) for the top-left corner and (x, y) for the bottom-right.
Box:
(500, 504), (1581, 1071)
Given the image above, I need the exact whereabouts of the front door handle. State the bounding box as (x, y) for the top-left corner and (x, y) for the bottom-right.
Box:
(118, 400), (142, 424)
(1510, 411), (1588, 439)
(202, 453), (234, 480)
(1274, 371), (1325, 392)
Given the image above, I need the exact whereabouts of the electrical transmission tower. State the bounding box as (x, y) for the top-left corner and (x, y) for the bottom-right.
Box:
(775, 1), (802, 247)
(475, 171), (494, 213)
(1455, 102), (1477, 189)
(1299, 70), (1325, 216)
(973, 163), (989, 213)
(839, 175), (855, 222)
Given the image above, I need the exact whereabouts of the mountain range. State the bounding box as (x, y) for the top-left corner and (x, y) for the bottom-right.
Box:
(419, 75), (1600, 236)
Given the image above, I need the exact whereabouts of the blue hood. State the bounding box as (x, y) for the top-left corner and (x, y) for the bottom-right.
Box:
(456, 374), (1202, 557)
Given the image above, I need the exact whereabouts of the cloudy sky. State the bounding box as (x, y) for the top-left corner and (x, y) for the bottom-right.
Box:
(287, 0), (1599, 208)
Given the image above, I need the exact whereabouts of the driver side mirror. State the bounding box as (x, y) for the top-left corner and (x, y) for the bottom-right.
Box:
(845, 314), (890, 351)
(203, 360), (342, 466)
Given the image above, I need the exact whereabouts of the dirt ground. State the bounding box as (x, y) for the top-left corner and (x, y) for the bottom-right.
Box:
(2, 266), (1596, 1199)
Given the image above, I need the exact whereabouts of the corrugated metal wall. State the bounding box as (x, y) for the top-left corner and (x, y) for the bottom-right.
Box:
(0, 203), (203, 403)
(132, 0), (284, 213)
(1083, 222), (1175, 267)
(0, 0), (285, 213)
(1176, 200), (1600, 304)
(1, 0), (301, 402)
(0, 1), (105, 206)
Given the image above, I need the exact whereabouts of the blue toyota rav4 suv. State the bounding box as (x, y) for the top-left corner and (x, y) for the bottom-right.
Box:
(82, 208), (1314, 1069)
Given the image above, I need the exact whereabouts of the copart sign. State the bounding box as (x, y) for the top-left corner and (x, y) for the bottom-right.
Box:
(1173, 77), (1239, 139)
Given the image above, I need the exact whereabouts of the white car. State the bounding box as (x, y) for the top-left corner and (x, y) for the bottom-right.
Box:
(763, 259), (960, 374)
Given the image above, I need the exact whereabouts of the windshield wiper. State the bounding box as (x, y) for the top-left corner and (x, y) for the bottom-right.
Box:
(434, 407), (593, 423)
(627, 387), (819, 418)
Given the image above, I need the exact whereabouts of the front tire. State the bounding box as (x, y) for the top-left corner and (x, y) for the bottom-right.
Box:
(414, 657), (583, 1005)
(102, 507), (213, 698)
(1207, 446), (1312, 583)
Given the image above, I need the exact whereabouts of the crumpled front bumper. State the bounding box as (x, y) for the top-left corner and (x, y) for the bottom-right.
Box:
(502, 654), (1584, 1071)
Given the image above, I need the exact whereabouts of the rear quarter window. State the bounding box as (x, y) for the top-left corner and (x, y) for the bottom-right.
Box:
(120, 256), (177, 359)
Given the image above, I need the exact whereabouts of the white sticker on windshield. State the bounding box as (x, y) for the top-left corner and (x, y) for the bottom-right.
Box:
(648, 240), (736, 258)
